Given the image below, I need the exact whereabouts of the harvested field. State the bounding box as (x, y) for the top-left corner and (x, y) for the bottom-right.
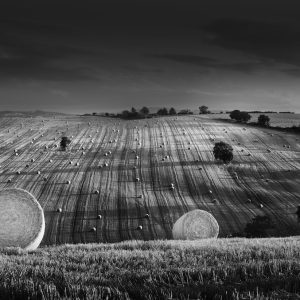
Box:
(0, 114), (299, 245)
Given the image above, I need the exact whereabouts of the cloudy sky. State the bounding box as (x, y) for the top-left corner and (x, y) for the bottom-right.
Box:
(1, 0), (300, 113)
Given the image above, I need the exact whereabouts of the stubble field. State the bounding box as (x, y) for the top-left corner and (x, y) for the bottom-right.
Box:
(0, 113), (299, 245)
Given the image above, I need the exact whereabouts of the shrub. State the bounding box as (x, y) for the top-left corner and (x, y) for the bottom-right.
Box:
(199, 105), (209, 114)
(157, 108), (168, 115)
(213, 141), (233, 164)
(258, 114), (270, 127)
(230, 110), (251, 122)
(60, 137), (71, 151)
(169, 107), (177, 115)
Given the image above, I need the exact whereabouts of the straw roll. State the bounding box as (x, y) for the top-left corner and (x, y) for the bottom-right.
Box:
(172, 209), (219, 240)
(0, 188), (45, 250)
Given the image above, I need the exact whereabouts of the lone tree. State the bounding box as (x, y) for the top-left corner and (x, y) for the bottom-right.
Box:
(213, 141), (233, 164)
(60, 136), (71, 151)
(258, 114), (270, 127)
(199, 105), (209, 114)
(140, 106), (150, 115)
(244, 215), (274, 238)
(169, 107), (177, 115)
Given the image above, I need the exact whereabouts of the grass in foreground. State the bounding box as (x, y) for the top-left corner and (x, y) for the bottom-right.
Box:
(1, 237), (300, 299)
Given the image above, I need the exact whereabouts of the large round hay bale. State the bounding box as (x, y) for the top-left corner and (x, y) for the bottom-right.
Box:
(172, 209), (219, 240)
(0, 189), (45, 250)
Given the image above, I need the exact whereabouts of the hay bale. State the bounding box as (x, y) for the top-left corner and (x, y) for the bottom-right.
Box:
(136, 225), (143, 230)
(7, 179), (12, 183)
(94, 190), (99, 194)
(135, 177), (140, 182)
(91, 227), (96, 232)
(0, 188), (45, 250)
(97, 214), (102, 219)
(172, 209), (219, 240)
(66, 180), (71, 184)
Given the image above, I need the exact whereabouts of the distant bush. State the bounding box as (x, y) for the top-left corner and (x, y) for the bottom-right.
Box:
(258, 114), (270, 127)
(213, 141), (233, 164)
(244, 215), (274, 238)
(230, 110), (251, 122)
(169, 107), (177, 115)
(157, 108), (168, 115)
(60, 136), (71, 151)
(199, 105), (210, 114)
(178, 109), (193, 115)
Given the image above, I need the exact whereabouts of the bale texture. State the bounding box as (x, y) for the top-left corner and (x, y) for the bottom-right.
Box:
(172, 209), (219, 240)
(0, 188), (45, 250)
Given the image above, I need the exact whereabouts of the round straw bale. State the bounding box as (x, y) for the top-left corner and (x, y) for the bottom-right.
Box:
(97, 214), (102, 219)
(7, 179), (12, 183)
(135, 177), (140, 182)
(137, 225), (143, 230)
(94, 190), (99, 194)
(66, 180), (71, 184)
(172, 209), (219, 240)
(0, 188), (45, 250)
(91, 227), (96, 232)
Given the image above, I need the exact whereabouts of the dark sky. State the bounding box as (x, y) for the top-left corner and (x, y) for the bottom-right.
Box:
(1, 0), (300, 113)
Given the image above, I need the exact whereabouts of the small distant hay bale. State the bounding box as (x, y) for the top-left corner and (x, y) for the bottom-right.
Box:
(69, 161), (72, 165)
(31, 159), (35, 162)
(94, 190), (100, 194)
(97, 214), (102, 219)
(208, 190), (213, 194)
(259, 203), (264, 208)
(49, 159), (53, 163)
(135, 177), (140, 182)
(136, 225), (143, 230)
(91, 227), (96, 232)
(37, 171), (41, 175)
(75, 162), (79, 166)
(16, 171), (21, 175)
(0, 188), (45, 250)
(66, 180), (71, 184)
(104, 163), (108, 167)
(172, 209), (219, 240)
(7, 179), (12, 183)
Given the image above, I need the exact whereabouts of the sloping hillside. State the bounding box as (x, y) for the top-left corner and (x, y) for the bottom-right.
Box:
(0, 114), (299, 244)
